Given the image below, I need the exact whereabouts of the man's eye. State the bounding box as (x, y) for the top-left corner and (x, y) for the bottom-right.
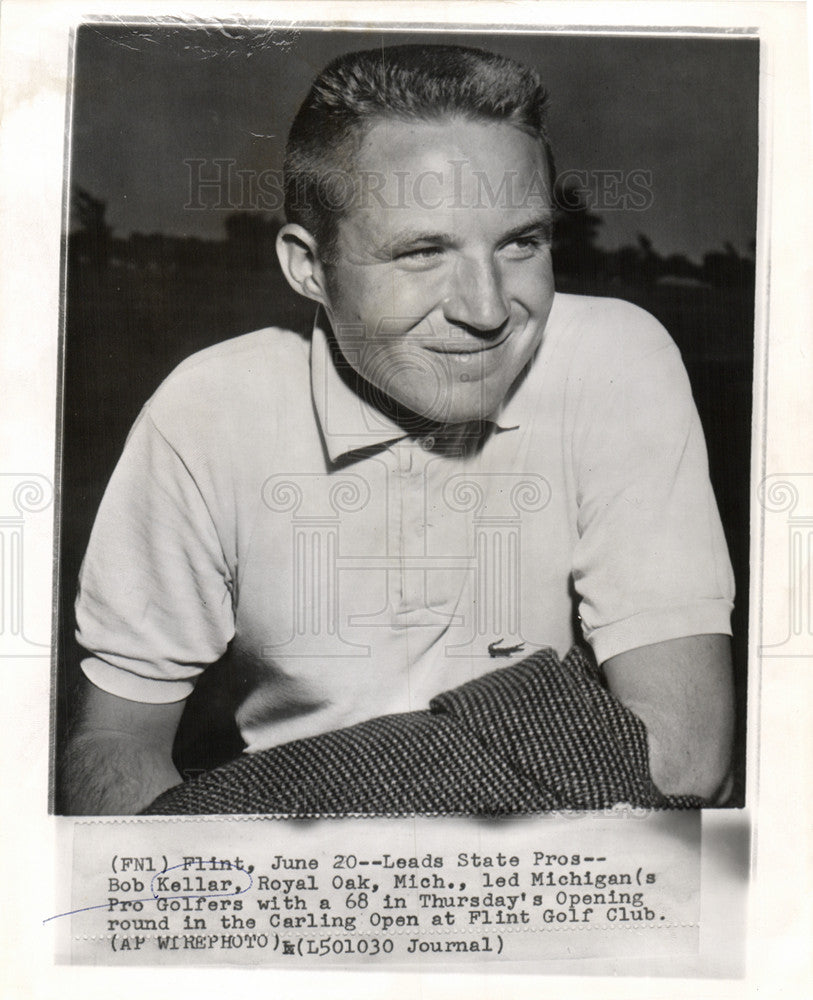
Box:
(509, 235), (547, 251)
(395, 246), (443, 261)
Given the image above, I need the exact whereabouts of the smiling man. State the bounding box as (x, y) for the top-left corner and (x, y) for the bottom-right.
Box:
(285, 115), (556, 425)
(64, 44), (735, 815)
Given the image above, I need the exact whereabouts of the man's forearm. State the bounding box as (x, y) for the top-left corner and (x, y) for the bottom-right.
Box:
(62, 729), (182, 815)
(603, 634), (734, 800)
(64, 673), (187, 814)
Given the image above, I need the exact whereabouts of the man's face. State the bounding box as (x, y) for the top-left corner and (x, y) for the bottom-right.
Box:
(319, 117), (556, 425)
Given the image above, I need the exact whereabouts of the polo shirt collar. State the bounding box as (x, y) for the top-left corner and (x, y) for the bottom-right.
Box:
(311, 313), (408, 463)
(490, 293), (562, 430)
(310, 310), (541, 464)
(490, 358), (539, 433)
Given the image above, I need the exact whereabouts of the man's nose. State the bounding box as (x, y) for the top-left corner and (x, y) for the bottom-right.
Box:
(441, 257), (510, 335)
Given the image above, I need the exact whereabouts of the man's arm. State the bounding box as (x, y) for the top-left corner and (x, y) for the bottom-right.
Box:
(62, 673), (186, 815)
(143, 642), (720, 816)
(602, 633), (734, 801)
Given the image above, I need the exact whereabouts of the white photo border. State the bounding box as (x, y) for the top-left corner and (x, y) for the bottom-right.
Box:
(0, 0), (810, 996)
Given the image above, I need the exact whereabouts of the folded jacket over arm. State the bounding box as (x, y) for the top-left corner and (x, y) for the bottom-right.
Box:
(143, 645), (707, 816)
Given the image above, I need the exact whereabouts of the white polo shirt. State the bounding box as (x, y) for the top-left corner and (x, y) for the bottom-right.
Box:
(76, 293), (734, 751)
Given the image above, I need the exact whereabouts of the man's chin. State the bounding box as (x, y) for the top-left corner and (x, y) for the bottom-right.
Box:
(403, 389), (503, 427)
(363, 375), (508, 430)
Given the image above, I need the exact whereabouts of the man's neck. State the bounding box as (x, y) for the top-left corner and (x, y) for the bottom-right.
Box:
(324, 325), (495, 455)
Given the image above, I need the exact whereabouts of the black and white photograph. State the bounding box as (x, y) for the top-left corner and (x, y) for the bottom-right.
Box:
(54, 25), (756, 818)
(1, 0), (811, 990)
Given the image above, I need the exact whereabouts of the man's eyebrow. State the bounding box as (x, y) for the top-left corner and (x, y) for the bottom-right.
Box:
(374, 229), (457, 257)
(498, 215), (554, 243)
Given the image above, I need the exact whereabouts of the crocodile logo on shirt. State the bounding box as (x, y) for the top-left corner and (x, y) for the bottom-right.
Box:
(487, 639), (526, 658)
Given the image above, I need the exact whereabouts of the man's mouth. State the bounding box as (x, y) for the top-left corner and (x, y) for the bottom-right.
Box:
(424, 333), (512, 356)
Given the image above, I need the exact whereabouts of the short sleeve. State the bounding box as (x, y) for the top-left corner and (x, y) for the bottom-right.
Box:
(571, 317), (734, 664)
(75, 405), (235, 703)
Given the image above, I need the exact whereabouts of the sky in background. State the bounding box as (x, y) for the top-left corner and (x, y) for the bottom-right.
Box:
(69, 24), (759, 264)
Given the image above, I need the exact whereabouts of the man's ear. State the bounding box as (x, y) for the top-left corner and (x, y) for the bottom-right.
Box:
(276, 223), (330, 305)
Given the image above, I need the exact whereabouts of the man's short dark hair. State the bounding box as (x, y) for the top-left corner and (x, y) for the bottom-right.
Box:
(283, 43), (554, 261)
